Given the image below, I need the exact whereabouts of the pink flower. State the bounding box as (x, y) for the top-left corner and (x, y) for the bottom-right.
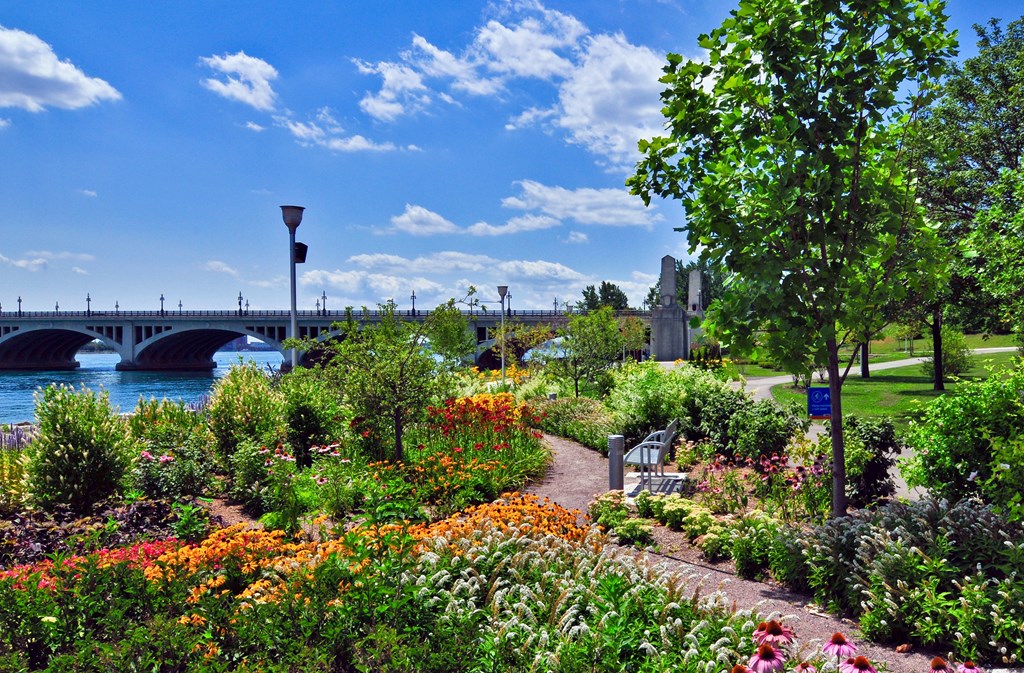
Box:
(823, 632), (857, 660)
(140, 451), (154, 461)
(958, 662), (982, 673)
(732, 666), (749, 673)
(748, 643), (786, 673)
(931, 659), (950, 673)
(158, 454), (174, 463)
(840, 656), (877, 673)
(753, 620), (795, 647)
(795, 662), (817, 673)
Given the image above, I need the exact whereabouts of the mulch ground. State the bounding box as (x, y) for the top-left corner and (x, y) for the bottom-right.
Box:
(528, 433), (940, 673)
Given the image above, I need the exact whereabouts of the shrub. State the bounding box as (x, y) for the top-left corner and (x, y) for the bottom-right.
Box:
(902, 362), (1024, 510)
(614, 518), (654, 547)
(277, 369), (346, 468)
(0, 447), (28, 514)
(728, 399), (805, 461)
(229, 439), (272, 511)
(819, 415), (900, 507)
(532, 396), (619, 453)
(587, 490), (629, 530)
(207, 362), (286, 463)
(27, 385), (133, 512)
(696, 525), (733, 560)
(128, 398), (215, 500)
(731, 510), (779, 580)
(921, 325), (972, 378)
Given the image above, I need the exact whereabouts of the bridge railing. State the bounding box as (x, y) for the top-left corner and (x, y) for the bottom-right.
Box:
(0, 309), (652, 320)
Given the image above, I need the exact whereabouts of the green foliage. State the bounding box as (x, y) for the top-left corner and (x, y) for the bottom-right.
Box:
(277, 369), (346, 467)
(778, 497), (1024, 660)
(921, 324), (973, 378)
(819, 416), (901, 508)
(587, 491), (630, 530)
(127, 398), (215, 500)
(545, 306), (623, 398)
(170, 502), (211, 542)
(731, 510), (780, 580)
(630, 0), (956, 518)
(0, 448), (28, 515)
(28, 385), (133, 512)
(614, 518), (654, 547)
(577, 281), (630, 311)
(228, 439), (272, 511)
(728, 399), (804, 461)
(902, 362), (1024, 510)
(314, 302), (445, 462)
(533, 396), (619, 453)
(206, 361), (286, 463)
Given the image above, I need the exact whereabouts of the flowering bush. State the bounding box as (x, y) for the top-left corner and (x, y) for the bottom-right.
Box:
(531, 394), (619, 453)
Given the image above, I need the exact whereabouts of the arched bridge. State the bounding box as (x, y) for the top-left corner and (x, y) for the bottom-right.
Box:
(0, 308), (653, 372)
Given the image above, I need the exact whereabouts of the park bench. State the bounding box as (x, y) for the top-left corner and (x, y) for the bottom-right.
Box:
(623, 419), (678, 491)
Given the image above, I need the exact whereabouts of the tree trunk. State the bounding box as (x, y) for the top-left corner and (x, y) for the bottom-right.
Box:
(932, 307), (945, 391)
(860, 342), (870, 378)
(826, 337), (848, 518)
(394, 413), (404, 463)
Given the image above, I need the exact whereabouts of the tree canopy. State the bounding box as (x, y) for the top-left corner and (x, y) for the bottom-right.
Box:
(630, 0), (956, 517)
(577, 281), (630, 311)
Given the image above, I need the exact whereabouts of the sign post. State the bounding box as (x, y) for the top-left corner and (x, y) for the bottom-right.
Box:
(808, 387), (831, 419)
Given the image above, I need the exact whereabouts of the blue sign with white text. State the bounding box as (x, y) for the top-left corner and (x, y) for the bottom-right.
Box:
(808, 387), (831, 418)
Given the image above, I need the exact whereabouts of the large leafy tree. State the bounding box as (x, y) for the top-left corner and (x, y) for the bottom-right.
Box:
(630, 0), (955, 516)
(915, 17), (1024, 338)
(577, 281), (631, 311)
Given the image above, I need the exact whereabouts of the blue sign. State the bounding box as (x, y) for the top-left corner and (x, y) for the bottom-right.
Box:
(808, 387), (831, 418)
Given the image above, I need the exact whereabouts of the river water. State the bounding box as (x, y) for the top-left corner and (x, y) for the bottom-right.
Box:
(0, 351), (284, 424)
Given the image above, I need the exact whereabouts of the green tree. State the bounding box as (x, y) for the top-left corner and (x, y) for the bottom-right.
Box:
(310, 302), (448, 462)
(548, 306), (624, 397)
(971, 168), (1024, 329)
(630, 0), (955, 516)
(577, 281), (630, 311)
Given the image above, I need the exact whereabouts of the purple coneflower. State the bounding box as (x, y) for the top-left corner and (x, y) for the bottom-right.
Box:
(958, 662), (983, 673)
(840, 656), (878, 673)
(732, 665), (749, 673)
(823, 632), (857, 660)
(931, 658), (950, 673)
(753, 620), (796, 647)
(749, 643), (786, 673)
(794, 662), (817, 673)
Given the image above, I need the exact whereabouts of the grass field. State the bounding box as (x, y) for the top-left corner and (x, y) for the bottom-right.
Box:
(770, 350), (1019, 422)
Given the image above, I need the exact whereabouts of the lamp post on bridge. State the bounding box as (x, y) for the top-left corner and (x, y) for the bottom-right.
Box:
(497, 285), (508, 388)
(245, 300), (249, 315)
(281, 205), (305, 370)
(115, 301), (119, 315)
(238, 292), (243, 317)
(55, 301), (59, 315)
(410, 290), (416, 316)
(321, 290), (327, 316)
(179, 300), (183, 315)
(160, 294), (165, 317)
(86, 293), (91, 316)
(17, 296), (22, 317)
(315, 299), (321, 315)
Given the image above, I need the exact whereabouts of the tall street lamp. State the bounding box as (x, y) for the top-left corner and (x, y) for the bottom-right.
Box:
(86, 293), (91, 316)
(281, 205), (305, 369)
(321, 290), (327, 316)
(410, 290), (416, 316)
(17, 296), (22, 317)
(497, 285), (508, 388)
(238, 291), (244, 317)
(179, 300), (183, 314)
(160, 293), (165, 316)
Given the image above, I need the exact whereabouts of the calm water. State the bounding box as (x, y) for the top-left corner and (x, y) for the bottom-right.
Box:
(0, 351), (284, 424)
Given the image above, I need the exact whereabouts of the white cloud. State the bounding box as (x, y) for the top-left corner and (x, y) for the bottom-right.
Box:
(474, 5), (585, 80)
(349, 251), (491, 274)
(354, 58), (431, 121)
(200, 51), (278, 111)
(503, 180), (660, 227)
(0, 25), (121, 112)
(505, 105), (556, 131)
(248, 275), (286, 289)
(202, 260), (239, 277)
(0, 252), (46, 271)
(24, 250), (94, 261)
(466, 214), (559, 236)
(496, 259), (586, 282)
(566, 231), (588, 244)
(76, 188), (97, 197)
(553, 33), (667, 171)
(244, 121), (265, 132)
(0, 117), (9, 129)
(72, 266), (88, 275)
(275, 107), (405, 152)
(390, 204), (460, 235)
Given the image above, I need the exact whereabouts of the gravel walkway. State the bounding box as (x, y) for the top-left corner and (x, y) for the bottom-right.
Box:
(527, 433), (938, 673)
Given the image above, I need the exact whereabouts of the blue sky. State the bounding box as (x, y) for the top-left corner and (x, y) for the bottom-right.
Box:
(0, 1), (1019, 313)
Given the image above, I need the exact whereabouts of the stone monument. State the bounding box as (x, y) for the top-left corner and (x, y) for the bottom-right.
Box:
(650, 254), (688, 361)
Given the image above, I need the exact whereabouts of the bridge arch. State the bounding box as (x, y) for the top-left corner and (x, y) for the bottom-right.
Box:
(127, 326), (291, 371)
(0, 325), (124, 370)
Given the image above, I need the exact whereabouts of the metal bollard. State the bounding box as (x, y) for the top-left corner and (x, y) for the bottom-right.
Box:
(547, 392), (557, 400)
(608, 435), (624, 491)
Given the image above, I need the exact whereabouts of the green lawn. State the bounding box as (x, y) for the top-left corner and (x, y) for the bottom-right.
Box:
(771, 350), (1020, 423)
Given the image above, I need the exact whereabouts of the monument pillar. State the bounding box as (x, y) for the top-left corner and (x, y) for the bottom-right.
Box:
(650, 254), (688, 361)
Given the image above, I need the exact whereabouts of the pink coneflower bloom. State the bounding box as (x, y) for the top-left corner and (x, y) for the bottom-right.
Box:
(753, 620), (796, 647)
(840, 656), (877, 673)
(794, 662), (817, 673)
(931, 658), (950, 673)
(748, 643), (786, 673)
(732, 665), (749, 673)
(823, 632), (857, 660)
(958, 662), (982, 673)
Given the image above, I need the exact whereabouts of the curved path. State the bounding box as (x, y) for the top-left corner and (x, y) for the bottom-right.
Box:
(528, 433), (937, 673)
